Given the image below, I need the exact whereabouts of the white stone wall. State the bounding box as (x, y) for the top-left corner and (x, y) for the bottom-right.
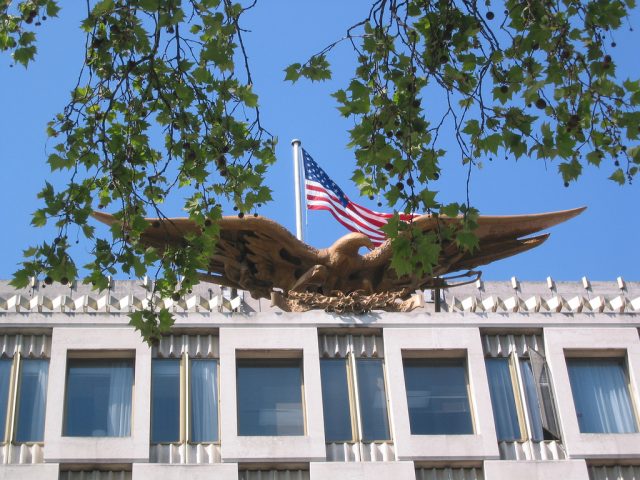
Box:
(0, 280), (638, 479)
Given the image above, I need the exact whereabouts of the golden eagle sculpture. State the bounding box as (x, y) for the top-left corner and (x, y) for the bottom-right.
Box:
(93, 207), (584, 312)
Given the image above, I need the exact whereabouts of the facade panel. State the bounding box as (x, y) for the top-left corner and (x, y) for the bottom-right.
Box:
(0, 280), (637, 476)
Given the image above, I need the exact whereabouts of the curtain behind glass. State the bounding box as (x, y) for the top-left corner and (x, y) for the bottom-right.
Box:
(151, 359), (180, 443)
(520, 359), (544, 440)
(567, 358), (638, 433)
(0, 359), (12, 438)
(485, 358), (521, 441)
(65, 359), (133, 437)
(320, 359), (352, 442)
(107, 360), (134, 436)
(15, 359), (49, 442)
(190, 359), (218, 442)
(356, 359), (390, 440)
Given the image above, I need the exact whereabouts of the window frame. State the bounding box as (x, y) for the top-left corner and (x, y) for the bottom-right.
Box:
(63, 356), (135, 438)
(565, 353), (640, 434)
(484, 348), (561, 443)
(150, 352), (221, 445)
(235, 357), (306, 437)
(486, 353), (540, 442)
(0, 353), (49, 446)
(402, 355), (475, 436)
(319, 353), (392, 444)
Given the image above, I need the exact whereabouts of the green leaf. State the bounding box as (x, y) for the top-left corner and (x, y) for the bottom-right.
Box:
(456, 230), (479, 252)
(441, 203), (459, 217)
(462, 119), (480, 136)
(31, 209), (47, 227)
(46, 1), (61, 17)
(558, 159), (583, 182)
(12, 46), (36, 66)
(609, 168), (626, 185)
(586, 150), (603, 166)
(284, 63), (301, 82)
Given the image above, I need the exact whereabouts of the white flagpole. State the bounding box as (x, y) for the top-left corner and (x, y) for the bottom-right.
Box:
(291, 139), (304, 241)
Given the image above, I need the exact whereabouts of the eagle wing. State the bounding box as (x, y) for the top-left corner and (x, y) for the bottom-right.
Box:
(360, 207), (585, 291)
(92, 212), (325, 298)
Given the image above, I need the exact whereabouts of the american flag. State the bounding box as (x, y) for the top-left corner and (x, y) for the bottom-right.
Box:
(302, 148), (414, 246)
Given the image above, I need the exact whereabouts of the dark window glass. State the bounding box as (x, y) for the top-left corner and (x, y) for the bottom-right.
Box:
(485, 358), (521, 441)
(15, 359), (49, 442)
(403, 358), (473, 435)
(64, 359), (134, 437)
(237, 359), (304, 436)
(151, 359), (180, 443)
(0, 359), (12, 437)
(356, 359), (390, 440)
(567, 358), (638, 433)
(190, 359), (218, 442)
(320, 359), (352, 442)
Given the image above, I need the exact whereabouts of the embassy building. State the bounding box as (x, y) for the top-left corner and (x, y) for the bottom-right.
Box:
(0, 278), (638, 480)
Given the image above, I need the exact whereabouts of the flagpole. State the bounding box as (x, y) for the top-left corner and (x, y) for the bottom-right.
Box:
(291, 139), (304, 241)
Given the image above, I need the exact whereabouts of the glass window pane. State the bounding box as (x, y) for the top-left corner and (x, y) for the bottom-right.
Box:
(520, 359), (544, 441)
(567, 358), (638, 434)
(237, 359), (304, 436)
(320, 359), (352, 442)
(403, 358), (473, 435)
(64, 359), (134, 437)
(190, 359), (218, 442)
(0, 359), (13, 437)
(485, 358), (521, 441)
(15, 359), (49, 442)
(356, 359), (390, 441)
(151, 359), (180, 443)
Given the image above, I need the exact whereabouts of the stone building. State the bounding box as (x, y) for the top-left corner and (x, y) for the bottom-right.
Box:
(0, 278), (638, 480)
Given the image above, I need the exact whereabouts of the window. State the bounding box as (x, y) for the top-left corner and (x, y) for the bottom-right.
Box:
(483, 335), (561, 443)
(149, 335), (220, 464)
(403, 358), (473, 435)
(0, 335), (50, 446)
(318, 333), (391, 444)
(14, 359), (49, 442)
(567, 357), (638, 434)
(151, 359), (180, 443)
(64, 358), (134, 437)
(320, 358), (391, 442)
(151, 357), (219, 444)
(237, 359), (304, 436)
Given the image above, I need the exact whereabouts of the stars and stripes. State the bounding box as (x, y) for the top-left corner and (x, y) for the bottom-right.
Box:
(302, 148), (414, 246)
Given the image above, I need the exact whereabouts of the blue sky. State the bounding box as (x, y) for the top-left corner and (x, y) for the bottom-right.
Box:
(0, 1), (638, 282)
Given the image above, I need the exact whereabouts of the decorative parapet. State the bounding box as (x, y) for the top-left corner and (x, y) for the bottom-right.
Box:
(445, 293), (640, 314)
(0, 292), (244, 314)
(0, 278), (637, 315)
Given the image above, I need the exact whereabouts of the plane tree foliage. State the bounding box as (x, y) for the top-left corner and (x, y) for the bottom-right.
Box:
(1, 0), (638, 341)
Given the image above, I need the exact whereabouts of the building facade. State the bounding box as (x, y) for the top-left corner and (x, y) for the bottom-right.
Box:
(0, 279), (638, 480)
